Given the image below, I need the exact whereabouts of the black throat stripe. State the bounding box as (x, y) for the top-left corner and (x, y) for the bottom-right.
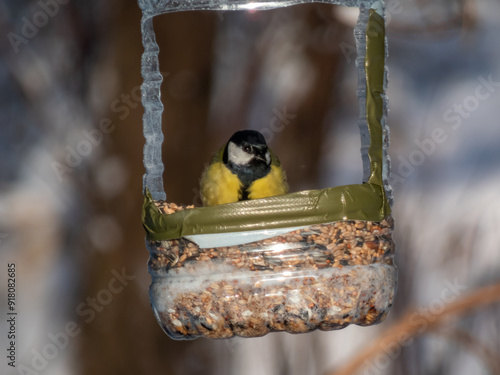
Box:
(240, 186), (250, 201)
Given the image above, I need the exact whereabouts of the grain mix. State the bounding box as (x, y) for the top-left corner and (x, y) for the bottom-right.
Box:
(147, 201), (397, 339)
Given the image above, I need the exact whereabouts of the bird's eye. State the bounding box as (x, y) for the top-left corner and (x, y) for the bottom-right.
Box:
(243, 145), (251, 153)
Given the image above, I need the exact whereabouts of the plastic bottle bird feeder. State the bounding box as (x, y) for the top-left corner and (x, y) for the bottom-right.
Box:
(140, 0), (396, 339)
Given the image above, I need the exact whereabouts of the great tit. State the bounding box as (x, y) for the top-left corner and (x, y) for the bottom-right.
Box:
(200, 130), (288, 206)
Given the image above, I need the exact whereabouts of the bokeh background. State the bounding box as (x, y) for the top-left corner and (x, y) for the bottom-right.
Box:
(1, 0), (500, 374)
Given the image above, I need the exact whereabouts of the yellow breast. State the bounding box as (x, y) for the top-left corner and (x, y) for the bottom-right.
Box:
(200, 162), (243, 206)
(201, 161), (288, 206)
(248, 165), (288, 200)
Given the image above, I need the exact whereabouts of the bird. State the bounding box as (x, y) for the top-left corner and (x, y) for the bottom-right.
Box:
(200, 130), (288, 206)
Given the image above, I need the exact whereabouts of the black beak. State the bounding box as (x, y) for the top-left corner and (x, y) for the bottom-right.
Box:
(253, 146), (268, 163)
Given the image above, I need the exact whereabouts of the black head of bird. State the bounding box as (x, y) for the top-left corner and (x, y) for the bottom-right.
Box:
(223, 130), (272, 188)
(200, 130), (288, 206)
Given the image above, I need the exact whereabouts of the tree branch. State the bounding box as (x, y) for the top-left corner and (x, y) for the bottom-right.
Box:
(327, 282), (500, 375)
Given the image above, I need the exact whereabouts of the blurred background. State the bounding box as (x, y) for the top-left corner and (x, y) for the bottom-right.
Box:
(1, 0), (500, 374)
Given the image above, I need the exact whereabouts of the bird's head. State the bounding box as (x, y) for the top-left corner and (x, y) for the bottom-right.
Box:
(223, 130), (271, 167)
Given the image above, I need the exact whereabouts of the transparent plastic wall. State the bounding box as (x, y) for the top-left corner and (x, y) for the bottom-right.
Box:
(147, 213), (395, 339)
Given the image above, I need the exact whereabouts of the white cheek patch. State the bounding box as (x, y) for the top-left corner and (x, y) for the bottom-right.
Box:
(265, 151), (271, 165)
(228, 142), (253, 165)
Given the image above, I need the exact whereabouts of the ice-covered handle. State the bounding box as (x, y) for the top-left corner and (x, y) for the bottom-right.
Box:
(138, 0), (381, 15)
(139, 0), (390, 203)
(356, 2), (392, 206)
(141, 16), (166, 201)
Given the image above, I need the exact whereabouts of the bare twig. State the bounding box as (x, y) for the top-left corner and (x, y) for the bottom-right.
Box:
(327, 282), (500, 375)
